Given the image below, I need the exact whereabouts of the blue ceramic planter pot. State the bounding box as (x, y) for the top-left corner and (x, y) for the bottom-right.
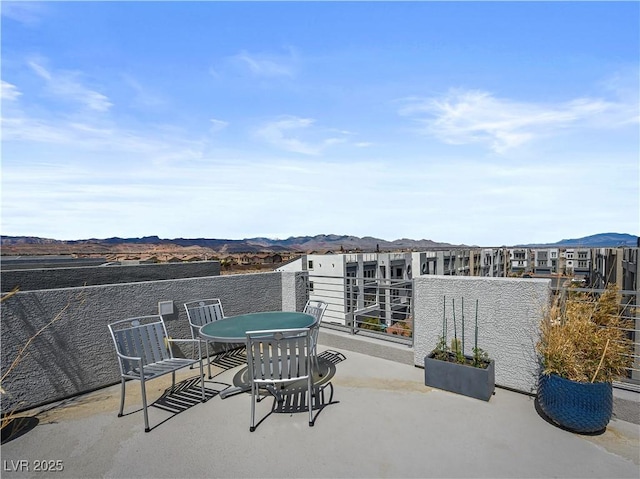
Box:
(537, 373), (613, 433)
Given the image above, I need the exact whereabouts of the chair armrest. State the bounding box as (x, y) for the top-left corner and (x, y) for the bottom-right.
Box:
(116, 351), (143, 361)
(167, 338), (201, 345)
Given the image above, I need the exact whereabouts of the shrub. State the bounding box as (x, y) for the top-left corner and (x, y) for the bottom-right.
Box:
(537, 284), (633, 383)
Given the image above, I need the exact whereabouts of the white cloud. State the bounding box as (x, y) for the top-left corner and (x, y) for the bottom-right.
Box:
(1, 2), (47, 26)
(210, 118), (229, 132)
(121, 73), (164, 108)
(28, 59), (113, 112)
(255, 116), (349, 155)
(399, 88), (637, 153)
(231, 50), (296, 78)
(256, 116), (320, 155)
(1, 113), (205, 167)
(1, 81), (22, 101)
(28, 60), (52, 80)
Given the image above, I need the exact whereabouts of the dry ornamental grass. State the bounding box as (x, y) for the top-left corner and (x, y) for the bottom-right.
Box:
(537, 284), (633, 384)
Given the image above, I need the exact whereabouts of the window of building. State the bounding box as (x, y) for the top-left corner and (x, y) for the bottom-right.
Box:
(308, 260), (314, 269)
(308, 281), (314, 292)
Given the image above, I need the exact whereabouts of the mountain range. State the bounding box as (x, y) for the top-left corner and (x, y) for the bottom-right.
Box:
(517, 233), (638, 248)
(1, 232), (637, 255)
(0, 234), (456, 254)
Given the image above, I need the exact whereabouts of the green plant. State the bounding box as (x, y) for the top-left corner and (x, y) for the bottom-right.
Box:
(359, 316), (386, 332)
(432, 335), (449, 361)
(433, 296), (490, 369)
(451, 338), (463, 364)
(537, 284), (633, 383)
(472, 347), (489, 368)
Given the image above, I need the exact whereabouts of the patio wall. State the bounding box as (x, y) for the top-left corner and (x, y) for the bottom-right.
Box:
(0, 271), (306, 412)
(413, 275), (551, 393)
(1, 260), (222, 293)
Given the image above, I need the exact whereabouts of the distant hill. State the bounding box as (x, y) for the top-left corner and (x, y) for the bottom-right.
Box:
(0, 234), (457, 254)
(518, 233), (638, 248)
(2, 232), (637, 255)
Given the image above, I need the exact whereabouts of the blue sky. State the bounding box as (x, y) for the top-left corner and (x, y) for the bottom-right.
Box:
(2, 1), (638, 246)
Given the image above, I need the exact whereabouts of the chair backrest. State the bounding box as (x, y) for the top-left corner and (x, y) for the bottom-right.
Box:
(246, 328), (312, 382)
(304, 300), (327, 325)
(184, 298), (225, 335)
(108, 315), (172, 374)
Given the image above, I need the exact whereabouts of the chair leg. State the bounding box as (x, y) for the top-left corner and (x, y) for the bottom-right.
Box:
(313, 352), (322, 377)
(171, 371), (176, 390)
(190, 331), (198, 369)
(249, 382), (256, 432)
(199, 353), (206, 402)
(206, 341), (212, 379)
(118, 378), (126, 417)
(140, 377), (150, 433)
(308, 374), (314, 427)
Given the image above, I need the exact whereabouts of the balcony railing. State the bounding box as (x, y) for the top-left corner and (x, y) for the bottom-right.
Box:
(308, 273), (639, 389)
(306, 273), (413, 345)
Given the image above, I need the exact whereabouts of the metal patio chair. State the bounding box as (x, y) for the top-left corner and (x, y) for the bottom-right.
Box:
(304, 300), (328, 375)
(246, 328), (314, 432)
(184, 298), (226, 378)
(108, 315), (206, 432)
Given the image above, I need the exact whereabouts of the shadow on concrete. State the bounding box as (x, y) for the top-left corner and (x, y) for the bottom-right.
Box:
(1, 416), (39, 445)
(235, 350), (346, 431)
(120, 376), (229, 432)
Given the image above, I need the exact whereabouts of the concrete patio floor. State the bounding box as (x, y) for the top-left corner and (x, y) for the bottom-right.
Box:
(1, 345), (638, 479)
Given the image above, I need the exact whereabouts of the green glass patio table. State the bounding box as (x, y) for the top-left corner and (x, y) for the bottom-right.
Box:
(199, 311), (315, 343)
(199, 311), (315, 398)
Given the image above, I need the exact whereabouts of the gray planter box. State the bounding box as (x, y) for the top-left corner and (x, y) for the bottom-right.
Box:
(424, 352), (495, 401)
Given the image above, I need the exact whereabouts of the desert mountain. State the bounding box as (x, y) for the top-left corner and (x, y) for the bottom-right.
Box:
(1, 234), (457, 255)
(2, 232), (636, 256)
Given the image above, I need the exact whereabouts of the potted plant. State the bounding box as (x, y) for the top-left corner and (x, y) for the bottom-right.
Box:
(424, 297), (495, 401)
(536, 284), (633, 433)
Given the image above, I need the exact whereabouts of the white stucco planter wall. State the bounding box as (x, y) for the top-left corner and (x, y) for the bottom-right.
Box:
(413, 275), (551, 393)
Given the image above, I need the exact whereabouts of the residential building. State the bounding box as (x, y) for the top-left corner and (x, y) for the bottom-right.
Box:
(278, 248), (509, 326)
(480, 248), (508, 277)
(532, 248), (560, 275)
(508, 248), (531, 273)
(563, 248), (591, 277)
(278, 252), (412, 326)
(591, 247), (639, 292)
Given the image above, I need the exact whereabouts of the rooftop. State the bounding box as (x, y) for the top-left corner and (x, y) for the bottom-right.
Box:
(2, 341), (638, 479)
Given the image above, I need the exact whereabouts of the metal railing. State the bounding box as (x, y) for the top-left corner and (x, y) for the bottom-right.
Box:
(306, 273), (639, 388)
(306, 273), (413, 346)
(551, 286), (640, 391)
